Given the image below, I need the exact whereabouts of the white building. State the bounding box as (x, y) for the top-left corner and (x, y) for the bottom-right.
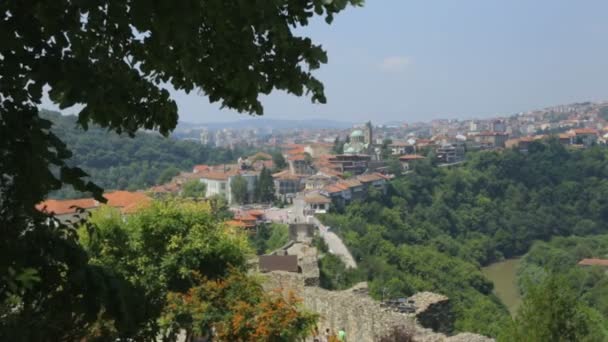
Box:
(199, 170), (259, 204)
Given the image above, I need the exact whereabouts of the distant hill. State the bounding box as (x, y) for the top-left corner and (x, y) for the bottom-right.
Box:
(175, 117), (353, 132)
(41, 110), (258, 199)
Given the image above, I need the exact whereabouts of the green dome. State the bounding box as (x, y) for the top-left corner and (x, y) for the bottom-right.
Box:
(350, 129), (364, 137)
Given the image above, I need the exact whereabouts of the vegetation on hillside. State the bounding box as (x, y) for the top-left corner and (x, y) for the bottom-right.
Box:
(77, 199), (316, 341)
(512, 235), (608, 339)
(249, 223), (290, 255)
(319, 140), (608, 336)
(1, 2), (361, 340)
(41, 110), (257, 198)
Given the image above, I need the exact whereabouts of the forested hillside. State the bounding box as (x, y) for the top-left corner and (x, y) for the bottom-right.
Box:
(517, 235), (608, 333)
(319, 139), (608, 337)
(41, 110), (257, 198)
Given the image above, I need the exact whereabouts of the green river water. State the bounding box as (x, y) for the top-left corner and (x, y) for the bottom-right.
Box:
(481, 258), (521, 315)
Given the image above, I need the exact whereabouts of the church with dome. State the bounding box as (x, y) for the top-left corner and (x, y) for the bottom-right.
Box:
(343, 121), (374, 155)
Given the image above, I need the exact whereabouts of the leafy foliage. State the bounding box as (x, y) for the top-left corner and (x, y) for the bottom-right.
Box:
(181, 179), (207, 198)
(162, 271), (317, 342)
(255, 167), (276, 203)
(516, 235), (608, 335)
(41, 110), (256, 198)
(249, 223), (290, 255)
(320, 140), (608, 336)
(272, 152), (288, 171)
(499, 275), (606, 342)
(76, 199), (317, 340)
(231, 175), (249, 205)
(2, 1), (360, 340)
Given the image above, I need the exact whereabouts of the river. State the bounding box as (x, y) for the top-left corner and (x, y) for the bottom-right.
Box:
(481, 258), (521, 315)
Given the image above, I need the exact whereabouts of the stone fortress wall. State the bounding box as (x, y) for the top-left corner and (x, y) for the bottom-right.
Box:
(260, 224), (494, 342)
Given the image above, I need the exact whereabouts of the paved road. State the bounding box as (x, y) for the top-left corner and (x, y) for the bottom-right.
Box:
(310, 215), (357, 269)
(263, 196), (357, 269)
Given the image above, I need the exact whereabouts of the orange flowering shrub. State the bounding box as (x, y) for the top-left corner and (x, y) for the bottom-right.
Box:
(161, 270), (318, 341)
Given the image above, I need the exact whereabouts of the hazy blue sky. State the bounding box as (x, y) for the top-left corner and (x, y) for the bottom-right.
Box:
(45, 0), (608, 124)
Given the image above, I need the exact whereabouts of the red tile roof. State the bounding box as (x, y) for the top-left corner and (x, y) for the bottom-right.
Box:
(288, 153), (307, 161)
(305, 193), (331, 204)
(36, 198), (97, 215)
(398, 154), (425, 161)
(36, 191), (151, 215)
(356, 173), (387, 183)
(247, 210), (265, 218)
(193, 164), (210, 173)
(572, 128), (598, 135)
(272, 170), (301, 181)
(199, 170), (239, 181)
(578, 258), (608, 267)
(226, 220), (248, 228)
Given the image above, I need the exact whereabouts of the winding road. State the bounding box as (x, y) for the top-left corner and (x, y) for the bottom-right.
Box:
(264, 197), (357, 269)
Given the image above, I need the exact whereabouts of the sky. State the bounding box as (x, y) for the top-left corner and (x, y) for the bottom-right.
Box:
(45, 0), (608, 124)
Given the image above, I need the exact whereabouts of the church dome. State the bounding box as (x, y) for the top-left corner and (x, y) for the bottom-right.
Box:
(350, 130), (364, 138)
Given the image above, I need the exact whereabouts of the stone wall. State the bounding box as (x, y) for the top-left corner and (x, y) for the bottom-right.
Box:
(409, 292), (453, 334)
(260, 236), (493, 341)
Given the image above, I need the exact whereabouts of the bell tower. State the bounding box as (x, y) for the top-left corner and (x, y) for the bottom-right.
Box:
(364, 121), (373, 145)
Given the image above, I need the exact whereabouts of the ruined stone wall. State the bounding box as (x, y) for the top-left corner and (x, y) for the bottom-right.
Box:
(409, 292), (454, 334)
(260, 236), (493, 341)
(262, 275), (493, 342)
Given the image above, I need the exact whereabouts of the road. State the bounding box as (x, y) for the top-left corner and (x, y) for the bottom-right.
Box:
(263, 196), (357, 269)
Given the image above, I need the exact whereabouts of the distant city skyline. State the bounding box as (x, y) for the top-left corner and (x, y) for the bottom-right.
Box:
(42, 0), (608, 124)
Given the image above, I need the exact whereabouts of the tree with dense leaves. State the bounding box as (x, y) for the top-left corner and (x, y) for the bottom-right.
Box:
(255, 167), (276, 203)
(181, 179), (207, 198)
(231, 175), (249, 205)
(272, 151), (288, 171)
(499, 275), (605, 342)
(78, 199), (255, 340)
(332, 136), (345, 154)
(1, 1), (361, 340)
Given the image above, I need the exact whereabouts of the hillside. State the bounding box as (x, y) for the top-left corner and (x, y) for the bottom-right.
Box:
(319, 140), (608, 337)
(41, 110), (257, 198)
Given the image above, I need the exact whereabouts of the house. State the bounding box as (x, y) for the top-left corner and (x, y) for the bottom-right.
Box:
(36, 191), (151, 222)
(472, 131), (509, 149)
(304, 172), (338, 191)
(569, 128), (598, 146)
(505, 136), (540, 152)
(356, 173), (388, 195)
(288, 154), (315, 175)
(327, 154), (371, 175)
(192, 164), (210, 173)
(304, 143), (332, 158)
(231, 211), (258, 229)
(436, 144), (460, 163)
(199, 169), (259, 204)
(389, 141), (415, 156)
(398, 154), (425, 171)
(578, 259), (608, 267)
(322, 183), (352, 207)
(272, 170), (303, 202)
(303, 193), (331, 215)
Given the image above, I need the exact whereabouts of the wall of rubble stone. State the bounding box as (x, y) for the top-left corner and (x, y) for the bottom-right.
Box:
(262, 276), (493, 342)
(409, 292), (454, 334)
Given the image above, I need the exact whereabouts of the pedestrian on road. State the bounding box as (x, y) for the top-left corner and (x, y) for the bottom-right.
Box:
(337, 328), (346, 341)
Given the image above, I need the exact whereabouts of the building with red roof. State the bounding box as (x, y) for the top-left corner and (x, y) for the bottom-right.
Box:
(36, 191), (151, 222)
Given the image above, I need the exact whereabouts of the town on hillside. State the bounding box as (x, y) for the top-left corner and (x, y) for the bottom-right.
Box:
(38, 100), (608, 229)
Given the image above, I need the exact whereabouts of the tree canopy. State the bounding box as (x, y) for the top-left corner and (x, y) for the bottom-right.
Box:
(1, 1), (360, 340)
(319, 140), (608, 336)
(74, 199), (316, 341)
